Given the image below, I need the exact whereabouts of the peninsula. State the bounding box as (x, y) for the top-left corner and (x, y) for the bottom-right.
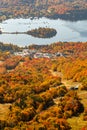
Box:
(1, 28), (57, 38)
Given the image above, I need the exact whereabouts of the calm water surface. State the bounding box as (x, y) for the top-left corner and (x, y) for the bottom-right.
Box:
(0, 17), (87, 47)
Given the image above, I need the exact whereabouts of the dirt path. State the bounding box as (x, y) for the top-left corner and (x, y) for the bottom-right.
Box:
(50, 70), (87, 130)
(50, 70), (81, 89)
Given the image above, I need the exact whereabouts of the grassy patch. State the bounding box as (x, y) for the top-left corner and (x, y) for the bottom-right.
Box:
(67, 90), (87, 130)
(67, 114), (87, 130)
(0, 103), (11, 120)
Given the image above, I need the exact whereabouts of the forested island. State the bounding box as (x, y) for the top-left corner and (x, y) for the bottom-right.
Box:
(26, 28), (57, 38)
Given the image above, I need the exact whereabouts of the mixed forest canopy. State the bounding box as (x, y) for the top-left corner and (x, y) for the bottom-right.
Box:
(26, 28), (57, 38)
(0, 0), (87, 21)
(0, 42), (87, 129)
(0, 0), (87, 129)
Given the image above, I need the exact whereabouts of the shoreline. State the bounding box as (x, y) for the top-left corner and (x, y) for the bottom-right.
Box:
(1, 9), (87, 22)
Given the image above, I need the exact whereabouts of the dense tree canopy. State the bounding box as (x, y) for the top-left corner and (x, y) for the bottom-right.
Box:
(27, 27), (57, 38)
(0, 0), (87, 21)
(0, 42), (87, 129)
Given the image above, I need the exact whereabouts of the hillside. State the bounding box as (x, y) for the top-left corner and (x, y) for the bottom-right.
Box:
(0, 0), (87, 21)
(0, 42), (87, 130)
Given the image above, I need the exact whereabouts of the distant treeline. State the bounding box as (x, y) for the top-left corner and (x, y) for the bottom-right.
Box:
(47, 9), (87, 21)
(0, 42), (22, 52)
(0, 0), (87, 21)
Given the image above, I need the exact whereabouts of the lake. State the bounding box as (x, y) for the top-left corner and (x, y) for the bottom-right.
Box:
(0, 17), (87, 47)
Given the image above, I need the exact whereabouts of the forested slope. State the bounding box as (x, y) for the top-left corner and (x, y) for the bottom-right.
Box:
(0, 42), (87, 129)
(0, 0), (87, 21)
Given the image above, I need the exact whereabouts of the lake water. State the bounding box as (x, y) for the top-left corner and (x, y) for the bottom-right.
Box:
(0, 17), (87, 47)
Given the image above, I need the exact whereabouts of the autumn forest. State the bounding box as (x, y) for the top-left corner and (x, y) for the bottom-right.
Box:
(0, 0), (87, 130)
(0, 0), (87, 21)
(0, 42), (87, 130)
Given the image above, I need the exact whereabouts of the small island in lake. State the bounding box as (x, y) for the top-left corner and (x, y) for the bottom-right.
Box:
(26, 27), (57, 38)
